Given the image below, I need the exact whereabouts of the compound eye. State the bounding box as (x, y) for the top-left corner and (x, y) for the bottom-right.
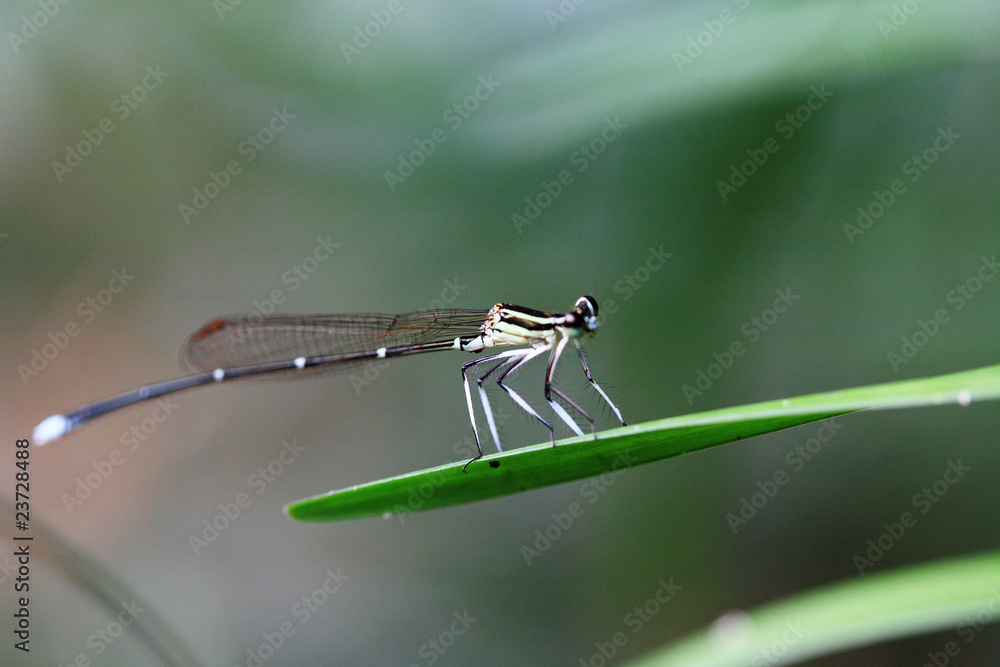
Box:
(575, 295), (598, 318)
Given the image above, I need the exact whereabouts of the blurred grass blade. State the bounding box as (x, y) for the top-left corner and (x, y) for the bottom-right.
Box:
(285, 363), (1000, 522)
(477, 1), (1000, 160)
(0, 498), (203, 667)
(625, 550), (1000, 667)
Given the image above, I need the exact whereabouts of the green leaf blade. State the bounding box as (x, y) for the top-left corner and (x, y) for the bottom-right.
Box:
(286, 363), (1000, 522)
(625, 550), (1000, 667)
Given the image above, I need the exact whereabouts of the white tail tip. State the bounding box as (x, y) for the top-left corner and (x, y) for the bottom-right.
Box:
(34, 415), (69, 445)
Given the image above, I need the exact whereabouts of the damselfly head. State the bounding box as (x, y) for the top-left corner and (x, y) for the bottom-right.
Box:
(573, 295), (600, 334)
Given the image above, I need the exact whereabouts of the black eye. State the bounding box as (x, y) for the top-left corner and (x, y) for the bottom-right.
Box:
(575, 295), (598, 317)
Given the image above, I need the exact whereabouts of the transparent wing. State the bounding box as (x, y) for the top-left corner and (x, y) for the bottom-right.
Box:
(181, 309), (490, 379)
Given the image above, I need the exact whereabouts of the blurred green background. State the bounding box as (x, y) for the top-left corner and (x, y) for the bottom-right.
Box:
(4, 1), (1000, 665)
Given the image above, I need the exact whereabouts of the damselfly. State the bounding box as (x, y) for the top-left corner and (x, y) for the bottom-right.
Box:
(34, 296), (626, 469)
